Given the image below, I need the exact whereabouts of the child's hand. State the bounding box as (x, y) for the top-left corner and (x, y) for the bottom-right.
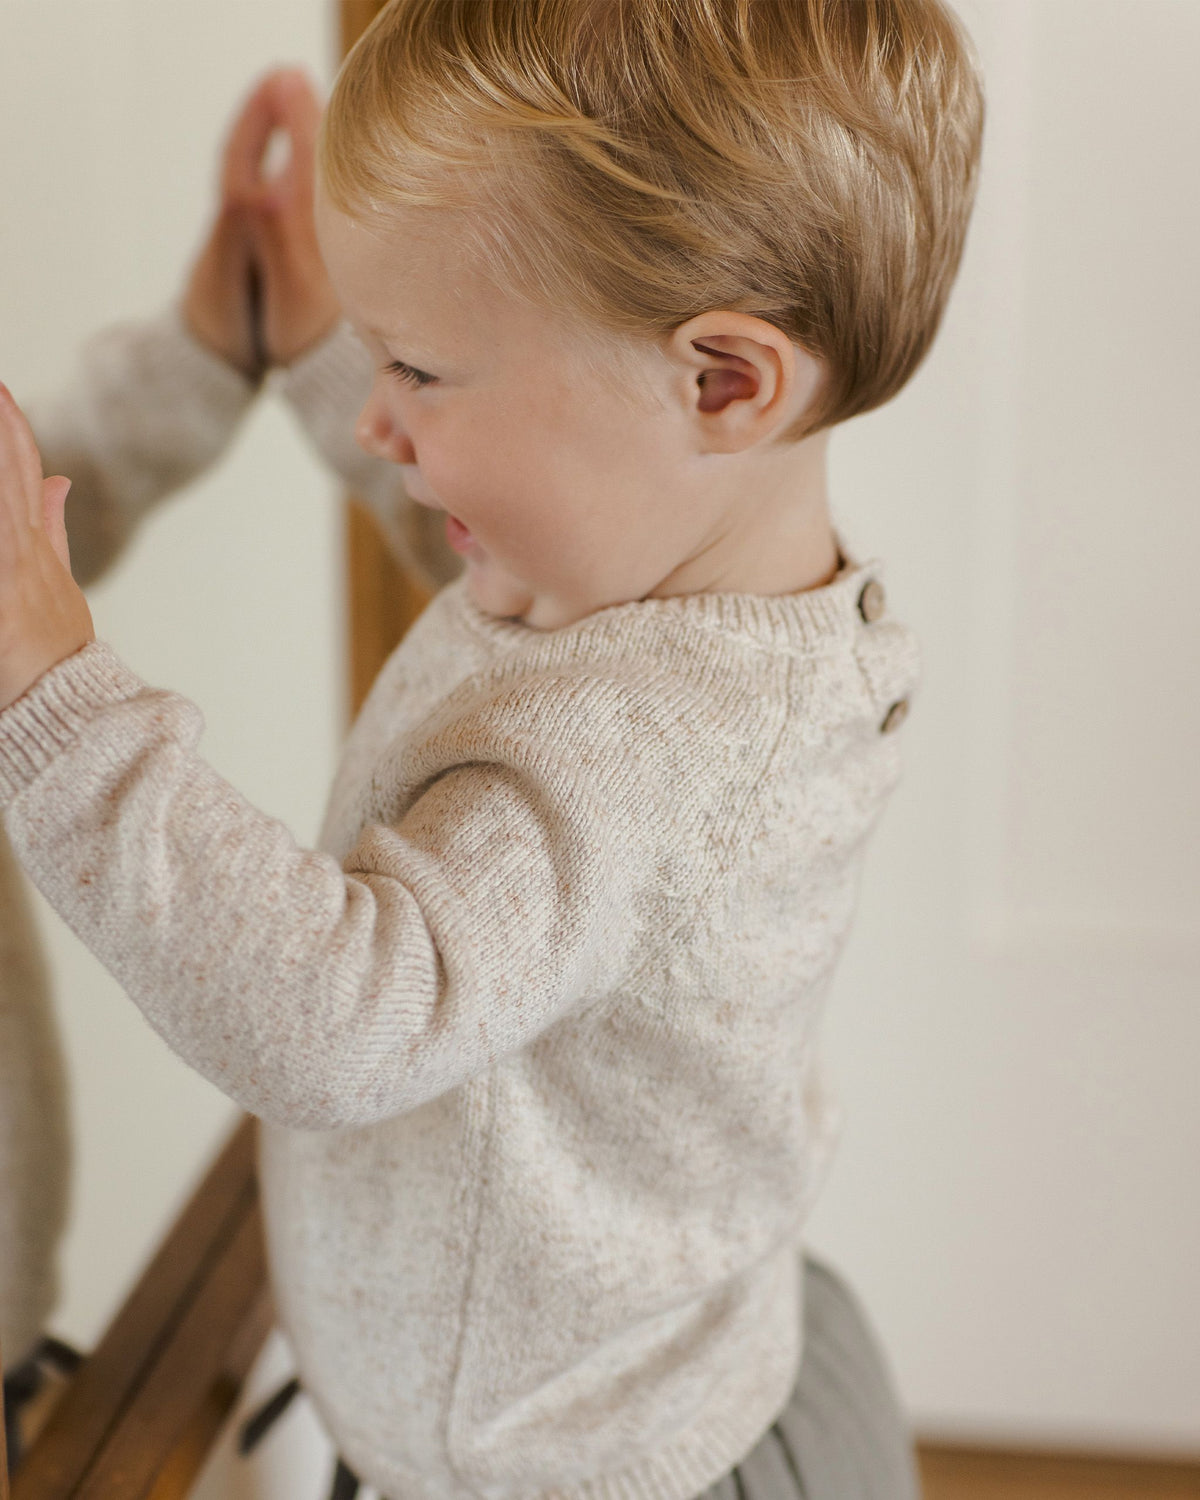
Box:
(238, 69), (342, 368)
(182, 84), (269, 381)
(183, 204), (263, 382)
(0, 386), (95, 713)
(184, 68), (341, 378)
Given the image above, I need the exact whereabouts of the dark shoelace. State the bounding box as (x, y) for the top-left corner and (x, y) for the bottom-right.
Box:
(238, 1374), (369, 1499)
(6, 1346), (363, 1497)
(237, 1375), (302, 1454)
(3, 1336), (85, 1477)
(330, 1456), (363, 1499)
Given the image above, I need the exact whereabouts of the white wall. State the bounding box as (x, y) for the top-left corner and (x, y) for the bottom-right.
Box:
(804, 0), (1200, 1458)
(1, 1), (1197, 1494)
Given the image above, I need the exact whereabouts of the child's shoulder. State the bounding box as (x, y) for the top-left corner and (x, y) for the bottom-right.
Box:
(423, 565), (893, 754)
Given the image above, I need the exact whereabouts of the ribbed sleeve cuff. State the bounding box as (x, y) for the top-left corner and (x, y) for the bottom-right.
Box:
(161, 303), (262, 419)
(272, 319), (370, 424)
(0, 641), (148, 806)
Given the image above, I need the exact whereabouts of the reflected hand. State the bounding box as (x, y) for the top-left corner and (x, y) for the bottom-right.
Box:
(0, 384), (95, 713)
(184, 68), (342, 380)
(229, 68), (342, 369)
(182, 81), (268, 381)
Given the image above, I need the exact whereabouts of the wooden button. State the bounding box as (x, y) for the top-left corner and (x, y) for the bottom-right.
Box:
(858, 578), (886, 622)
(880, 698), (909, 734)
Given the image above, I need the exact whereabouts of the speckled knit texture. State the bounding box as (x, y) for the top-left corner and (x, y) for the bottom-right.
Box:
(0, 313), (920, 1497)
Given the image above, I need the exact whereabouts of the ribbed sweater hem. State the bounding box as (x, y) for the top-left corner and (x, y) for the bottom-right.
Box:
(348, 1338), (800, 1500)
(552, 1369), (796, 1500)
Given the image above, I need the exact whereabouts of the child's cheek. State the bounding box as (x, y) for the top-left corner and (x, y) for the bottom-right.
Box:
(420, 421), (489, 517)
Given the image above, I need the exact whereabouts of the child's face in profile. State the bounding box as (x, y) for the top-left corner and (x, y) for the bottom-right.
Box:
(315, 186), (731, 632)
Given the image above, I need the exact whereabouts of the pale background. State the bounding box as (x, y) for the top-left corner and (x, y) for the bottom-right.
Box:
(0, 1), (1196, 1496)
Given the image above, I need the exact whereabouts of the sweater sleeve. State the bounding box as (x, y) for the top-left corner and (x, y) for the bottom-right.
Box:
(272, 322), (465, 597)
(22, 306), (259, 588)
(0, 642), (639, 1132)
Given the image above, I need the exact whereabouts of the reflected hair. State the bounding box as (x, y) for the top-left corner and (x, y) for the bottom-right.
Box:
(319, 0), (985, 436)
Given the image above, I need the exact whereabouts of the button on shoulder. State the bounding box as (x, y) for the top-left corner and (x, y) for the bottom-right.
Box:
(880, 698), (909, 734)
(857, 579), (886, 623)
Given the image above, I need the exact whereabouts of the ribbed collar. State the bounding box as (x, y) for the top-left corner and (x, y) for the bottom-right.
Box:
(447, 530), (883, 658)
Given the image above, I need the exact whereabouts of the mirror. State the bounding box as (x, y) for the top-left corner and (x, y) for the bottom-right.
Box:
(0, 0), (340, 1445)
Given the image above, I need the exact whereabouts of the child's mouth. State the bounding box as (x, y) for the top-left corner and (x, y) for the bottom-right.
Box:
(446, 515), (475, 553)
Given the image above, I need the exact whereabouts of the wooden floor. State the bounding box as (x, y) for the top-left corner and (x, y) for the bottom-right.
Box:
(917, 1443), (1200, 1500)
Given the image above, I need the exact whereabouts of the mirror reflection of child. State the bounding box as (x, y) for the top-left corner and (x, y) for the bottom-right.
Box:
(0, 3), (983, 1496)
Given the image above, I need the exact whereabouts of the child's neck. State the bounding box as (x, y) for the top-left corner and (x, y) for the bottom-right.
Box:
(647, 427), (840, 603)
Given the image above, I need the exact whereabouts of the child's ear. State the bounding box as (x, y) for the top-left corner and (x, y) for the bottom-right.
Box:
(692, 340), (759, 414)
(666, 313), (822, 452)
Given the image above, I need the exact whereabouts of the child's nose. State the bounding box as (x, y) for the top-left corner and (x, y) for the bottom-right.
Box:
(355, 400), (417, 465)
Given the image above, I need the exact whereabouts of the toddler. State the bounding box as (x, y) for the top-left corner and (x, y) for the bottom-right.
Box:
(0, 2), (983, 1496)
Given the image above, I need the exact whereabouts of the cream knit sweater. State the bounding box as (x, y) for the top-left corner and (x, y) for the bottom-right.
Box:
(1, 311), (919, 1499)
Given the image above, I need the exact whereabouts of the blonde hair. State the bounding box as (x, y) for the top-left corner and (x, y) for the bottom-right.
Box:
(320, 0), (985, 438)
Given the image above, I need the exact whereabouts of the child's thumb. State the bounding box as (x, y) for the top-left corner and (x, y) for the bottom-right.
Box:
(42, 476), (74, 573)
(247, 199), (299, 288)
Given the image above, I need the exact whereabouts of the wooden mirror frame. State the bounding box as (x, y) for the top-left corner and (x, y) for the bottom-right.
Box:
(340, 0), (432, 723)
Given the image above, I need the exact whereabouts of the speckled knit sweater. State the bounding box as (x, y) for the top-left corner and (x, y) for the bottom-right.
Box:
(1, 310), (918, 1499)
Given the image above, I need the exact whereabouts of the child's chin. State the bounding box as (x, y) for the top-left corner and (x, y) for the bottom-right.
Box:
(466, 563), (536, 624)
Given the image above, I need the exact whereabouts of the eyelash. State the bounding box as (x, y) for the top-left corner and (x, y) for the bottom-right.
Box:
(384, 358), (436, 389)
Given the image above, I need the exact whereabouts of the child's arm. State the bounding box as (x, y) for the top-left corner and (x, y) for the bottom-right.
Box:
(0, 391), (637, 1130)
(24, 309), (258, 590)
(19, 71), (307, 589)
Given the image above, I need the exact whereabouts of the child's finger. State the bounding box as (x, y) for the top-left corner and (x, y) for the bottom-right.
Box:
(252, 73), (321, 209)
(247, 199), (292, 289)
(0, 382), (46, 530)
(222, 81), (279, 203)
(223, 68), (321, 205)
(268, 69), (323, 153)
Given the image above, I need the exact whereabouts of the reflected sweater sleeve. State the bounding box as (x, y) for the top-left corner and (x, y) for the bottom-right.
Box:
(21, 306), (258, 588)
(273, 322), (465, 597)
